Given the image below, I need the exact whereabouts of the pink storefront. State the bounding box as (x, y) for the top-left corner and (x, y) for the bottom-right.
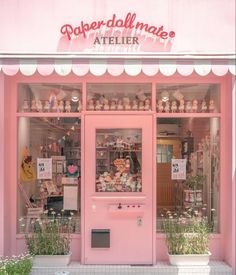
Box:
(0, 0), (235, 272)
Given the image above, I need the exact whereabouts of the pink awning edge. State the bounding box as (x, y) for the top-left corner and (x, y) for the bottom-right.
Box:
(0, 59), (235, 76)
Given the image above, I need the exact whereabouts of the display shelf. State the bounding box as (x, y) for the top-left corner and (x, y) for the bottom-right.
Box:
(155, 113), (221, 118)
(16, 112), (82, 117)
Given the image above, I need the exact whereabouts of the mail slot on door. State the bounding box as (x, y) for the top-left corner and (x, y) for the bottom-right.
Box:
(108, 203), (145, 216)
(91, 229), (110, 248)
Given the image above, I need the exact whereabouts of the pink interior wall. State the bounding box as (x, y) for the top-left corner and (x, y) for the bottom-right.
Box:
(0, 0), (235, 53)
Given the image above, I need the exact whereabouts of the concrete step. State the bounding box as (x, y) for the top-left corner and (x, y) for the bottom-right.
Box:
(30, 261), (232, 275)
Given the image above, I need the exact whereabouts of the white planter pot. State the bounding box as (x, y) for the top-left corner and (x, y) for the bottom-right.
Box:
(168, 252), (211, 266)
(33, 252), (72, 267)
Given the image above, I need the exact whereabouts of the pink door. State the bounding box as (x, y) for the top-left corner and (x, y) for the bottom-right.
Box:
(83, 115), (154, 264)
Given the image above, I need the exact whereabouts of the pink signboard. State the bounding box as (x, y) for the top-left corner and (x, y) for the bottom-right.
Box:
(0, 0), (235, 53)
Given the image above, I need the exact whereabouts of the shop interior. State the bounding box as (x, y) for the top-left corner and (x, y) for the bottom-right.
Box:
(17, 82), (220, 234)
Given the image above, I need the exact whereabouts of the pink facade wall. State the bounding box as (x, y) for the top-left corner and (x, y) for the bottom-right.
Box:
(0, 0), (235, 53)
(0, 73), (5, 256)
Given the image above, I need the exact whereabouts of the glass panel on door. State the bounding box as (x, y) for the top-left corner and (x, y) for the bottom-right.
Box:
(96, 129), (142, 192)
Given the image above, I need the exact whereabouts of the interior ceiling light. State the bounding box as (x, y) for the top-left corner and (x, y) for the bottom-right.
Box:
(71, 90), (79, 102)
(161, 91), (169, 102)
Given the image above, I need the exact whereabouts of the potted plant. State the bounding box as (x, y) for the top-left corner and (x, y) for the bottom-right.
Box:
(184, 174), (206, 204)
(22, 209), (74, 267)
(162, 208), (213, 266)
(0, 253), (33, 275)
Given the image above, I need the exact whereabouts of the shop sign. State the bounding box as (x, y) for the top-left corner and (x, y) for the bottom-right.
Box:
(171, 159), (187, 180)
(37, 158), (52, 179)
(59, 12), (175, 52)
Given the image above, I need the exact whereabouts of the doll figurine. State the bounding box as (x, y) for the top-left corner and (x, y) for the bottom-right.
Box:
(164, 101), (170, 113)
(58, 100), (64, 112)
(185, 101), (192, 113)
(117, 99), (123, 110)
(179, 99), (185, 113)
(139, 101), (144, 110)
(132, 99), (138, 110)
(208, 99), (215, 113)
(87, 99), (94, 110)
(44, 100), (50, 112)
(171, 100), (177, 113)
(77, 99), (82, 112)
(65, 100), (71, 112)
(22, 100), (29, 112)
(144, 98), (151, 111)
(201, 100), (208, 112)
(36, 100), (43, 112)
(192, 99), (198, 113)
(110, 99), (117, 110)
(31, 100), (37, 112)
(103, 98), (110, 110)
(52, 100), (59, 112)
(124, 98), (131, 110)
(95, 99), (102, 111)
(157, 100), (164, 113)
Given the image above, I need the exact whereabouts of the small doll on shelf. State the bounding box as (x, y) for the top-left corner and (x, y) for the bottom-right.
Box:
(117, 99), (123, 110)
(208, 99), (215, 113)
(192, 99), (198, 113)
(179, 99), (185, 113)
(201, 100), (208, 112)
(58, 100), (64, 112)
(164, 101), (170, 113)
(185, 101), (192, 113)
(77, 99), (82, 112)
(31, 100), (37, 112)
(44, 100), (50, 112)
(95, 99), (102, 111)
(132, 99), (138, 110)
(124, 98), (131, 110)
(22, 100), (29, 112)
(52, 100), (59, 112)
(157, 99), (164, 113)
(65, 100), (72, 112)
(87, 99), (94, 110)
(171, 100), (177, 113)
(139, 100), (144, 110)
(110, 99), (117, 110)
(144, 98), (151, 111)
(103, 98), (110, 110)
(36, 100), (43, 112)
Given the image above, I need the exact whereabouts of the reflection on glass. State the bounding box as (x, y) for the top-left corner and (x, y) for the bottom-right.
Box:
(18, 84), (82, 113)
(156, 118), (220, 233)
(156, 84), (220, 113)
(17, 117), (81, 233)
(96, 129), (142, 192)
(87, 83), (152, 111)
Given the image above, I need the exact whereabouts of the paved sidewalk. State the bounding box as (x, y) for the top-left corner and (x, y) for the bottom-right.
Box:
(30, 261), (232, 275)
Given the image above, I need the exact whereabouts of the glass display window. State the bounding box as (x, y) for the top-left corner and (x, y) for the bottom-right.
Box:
(18, 83), (82, 113)
(87, 83), (152, 111)
(17, 117), (81, 233)
(156, 84), (220, 113)
(156, 117), (220, 233)
(96, 129), (142, 192)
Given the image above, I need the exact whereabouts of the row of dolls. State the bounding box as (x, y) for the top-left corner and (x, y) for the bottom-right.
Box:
(157, 99), (215, 113)
(22, 99), (82, 112)
(87, 97), (151, 111)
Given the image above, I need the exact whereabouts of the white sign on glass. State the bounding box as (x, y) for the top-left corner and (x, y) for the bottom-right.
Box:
(37, 158), (52, 179)
(171, 159), (187, 180)
(63, 185), (78, 210)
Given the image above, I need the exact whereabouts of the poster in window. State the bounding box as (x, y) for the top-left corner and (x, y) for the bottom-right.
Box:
(171, 159), (187, 180)
(37, 158), (52, 179)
